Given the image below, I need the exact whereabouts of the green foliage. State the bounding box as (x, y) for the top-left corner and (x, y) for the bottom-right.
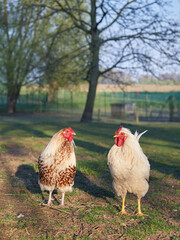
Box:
(0, 0), (49, 111)
(0, 0), (88, 112)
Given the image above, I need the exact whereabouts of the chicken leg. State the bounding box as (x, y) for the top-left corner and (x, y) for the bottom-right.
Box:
(47, 190), (53, 206)
(136, 198), (147, 216)
(120, 197), (128, 215)
(41, 190), (53, 206)
(60, 192), (65, 207)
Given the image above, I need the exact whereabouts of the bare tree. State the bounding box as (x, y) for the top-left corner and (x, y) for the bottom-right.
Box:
(40, 0), (180, 122)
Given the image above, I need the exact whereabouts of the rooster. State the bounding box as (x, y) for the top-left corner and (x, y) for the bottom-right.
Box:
(38, 127), (76, 206)
(107, 126), (150, 216)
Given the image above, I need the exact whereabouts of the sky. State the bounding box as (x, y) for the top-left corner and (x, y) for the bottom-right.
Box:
(172, 0), (180, 19)
(168, 0), (180, 74)
(100, 0), (180, 76)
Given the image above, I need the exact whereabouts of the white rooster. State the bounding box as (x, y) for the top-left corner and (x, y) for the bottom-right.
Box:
(38, 127), (76, 206)
(107, 126), (150, 216)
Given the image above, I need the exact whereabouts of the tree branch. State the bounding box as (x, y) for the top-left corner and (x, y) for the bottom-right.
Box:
(100, 0), (138, 33)
(54, 0), (90, 33)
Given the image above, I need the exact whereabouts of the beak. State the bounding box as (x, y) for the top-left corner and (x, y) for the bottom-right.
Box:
(72, 132), (76, 135)
(114, 135), (119, 138)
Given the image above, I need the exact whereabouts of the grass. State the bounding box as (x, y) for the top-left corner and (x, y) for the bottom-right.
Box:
(0, 113), (179, 239)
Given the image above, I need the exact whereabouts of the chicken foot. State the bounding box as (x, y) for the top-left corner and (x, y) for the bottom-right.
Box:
(40, 190), (54, 206)
(120, 197), (128, 215)
(135, 198), (148, 216)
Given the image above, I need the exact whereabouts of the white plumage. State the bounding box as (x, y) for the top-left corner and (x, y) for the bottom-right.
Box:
(107, 126), (150, 215)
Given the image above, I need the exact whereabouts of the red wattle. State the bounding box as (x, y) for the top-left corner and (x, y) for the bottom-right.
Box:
(68, 135), (74, 142)
(115, 137), (124, 147)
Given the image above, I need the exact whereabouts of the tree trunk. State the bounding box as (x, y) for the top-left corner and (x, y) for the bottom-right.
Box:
(48, 84), (58, 103)
(7, 87), (20, 113)
(80, 0), (100, 122)
(81, 71), (99, 122)
(80, 39), (100, 122)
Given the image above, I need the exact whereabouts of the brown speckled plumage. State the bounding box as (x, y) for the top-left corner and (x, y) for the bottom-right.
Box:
(38, 128), (76, 206)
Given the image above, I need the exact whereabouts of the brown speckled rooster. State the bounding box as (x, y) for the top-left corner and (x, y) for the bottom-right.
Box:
(38, 127), (76, 206)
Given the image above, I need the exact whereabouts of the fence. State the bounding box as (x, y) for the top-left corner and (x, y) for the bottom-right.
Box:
(0, 90), (180, 122)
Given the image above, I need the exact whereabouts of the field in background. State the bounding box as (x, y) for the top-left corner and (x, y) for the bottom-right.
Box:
(0, 113), (179, 239)
(0, 84), (180, 122)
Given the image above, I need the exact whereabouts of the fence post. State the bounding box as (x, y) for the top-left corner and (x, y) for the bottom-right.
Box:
(63, 90), (65, 110)
(104, 92), (106, 116)
(145, 94), (149, 118)
(70, 91), (73, 113)
(56, 91), (59, 111)
(98, 108), (101, 120)
(136, 111), (139, 124)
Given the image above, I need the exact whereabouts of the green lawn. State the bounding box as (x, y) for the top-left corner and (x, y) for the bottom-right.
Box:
(0, 113), (179, 239)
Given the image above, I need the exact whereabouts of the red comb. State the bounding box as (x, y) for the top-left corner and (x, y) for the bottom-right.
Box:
(68, 127), (74, 133)
(115, 125), (123, 135)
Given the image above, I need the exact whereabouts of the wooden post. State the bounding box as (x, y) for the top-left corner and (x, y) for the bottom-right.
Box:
(98, 108), (100, 120)
(70, 91), (73, 113)
(136, 111), (139, 124)
(104, 92), (106, 116)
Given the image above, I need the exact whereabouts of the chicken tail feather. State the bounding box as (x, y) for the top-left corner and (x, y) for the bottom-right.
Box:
(134, 130), (148, 141)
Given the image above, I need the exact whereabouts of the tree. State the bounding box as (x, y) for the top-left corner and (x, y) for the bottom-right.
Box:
(99, 70), (132, 85)
(0, 0), (47, 113)
(0, 0), (87, 113)
(42, 0), (179, 122)
(37, 13), (88, 102)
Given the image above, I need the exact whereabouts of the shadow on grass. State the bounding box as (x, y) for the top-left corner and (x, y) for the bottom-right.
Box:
(75, 139), (108, 154)
(0, 122), (50, 138)
(15, 164), (42, 194)
(142, 141), (180, 150)
(74, 122), (133, 141)
(74, 170), (114, 199)
(15, 165), (114, 204)
(149, 158), (180, 180)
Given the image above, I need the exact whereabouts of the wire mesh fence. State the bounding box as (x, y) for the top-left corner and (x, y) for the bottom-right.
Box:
(0, 90), (180, 122)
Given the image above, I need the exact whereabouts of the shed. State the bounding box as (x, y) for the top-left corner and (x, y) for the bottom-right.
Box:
(111, 102), (136, 118)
